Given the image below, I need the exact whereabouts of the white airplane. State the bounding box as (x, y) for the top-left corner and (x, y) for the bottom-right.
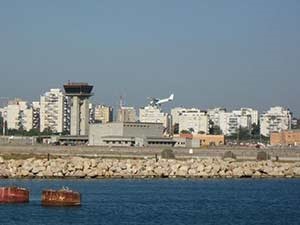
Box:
(148, 94), (174, 107)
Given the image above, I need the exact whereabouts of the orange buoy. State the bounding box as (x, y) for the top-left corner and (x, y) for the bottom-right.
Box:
(0, 187), (29, 203)
(41, 188), (81, 206)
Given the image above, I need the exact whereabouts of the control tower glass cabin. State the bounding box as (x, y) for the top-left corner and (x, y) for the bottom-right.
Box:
(63, 82), (93, 136)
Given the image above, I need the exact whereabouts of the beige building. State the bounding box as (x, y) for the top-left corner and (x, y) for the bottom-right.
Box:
(1, 99), (33, 131)
(139, 105), (168, 127)
(40, 89), (65, 133)
(270, 130), (300, 146)
(117, 106), (137, 123)
(174, 133), (225, 148)
(192, 134), (225, 146)
(94, 105), (113, 123)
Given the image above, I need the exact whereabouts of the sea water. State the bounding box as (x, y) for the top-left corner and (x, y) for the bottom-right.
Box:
(0, 179), (299, 225)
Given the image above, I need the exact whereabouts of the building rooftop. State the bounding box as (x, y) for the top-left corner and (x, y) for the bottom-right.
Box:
(63, 82), (93, 96)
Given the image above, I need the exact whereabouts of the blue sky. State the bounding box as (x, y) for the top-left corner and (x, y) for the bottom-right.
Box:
(0, 1), (299, 115)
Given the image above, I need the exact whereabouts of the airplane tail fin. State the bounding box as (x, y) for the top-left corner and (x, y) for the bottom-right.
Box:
(169, 94), (174, 101)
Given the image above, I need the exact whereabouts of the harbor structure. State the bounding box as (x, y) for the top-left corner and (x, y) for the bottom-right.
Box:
(63, 82), (93, 136)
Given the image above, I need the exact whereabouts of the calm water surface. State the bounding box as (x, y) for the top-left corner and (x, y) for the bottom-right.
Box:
(0, 179), (299, 225)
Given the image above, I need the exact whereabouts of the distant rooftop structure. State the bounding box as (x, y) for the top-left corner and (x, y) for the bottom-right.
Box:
(63, 82), (93, 97)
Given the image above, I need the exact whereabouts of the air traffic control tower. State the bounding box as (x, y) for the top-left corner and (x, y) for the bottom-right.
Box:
(64, 82), (93, 136)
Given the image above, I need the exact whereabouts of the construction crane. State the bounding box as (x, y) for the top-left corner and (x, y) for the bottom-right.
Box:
(148, 94), (174, 107)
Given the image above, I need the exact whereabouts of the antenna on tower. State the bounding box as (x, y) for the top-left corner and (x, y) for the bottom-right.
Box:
(119, 96), (123, 108)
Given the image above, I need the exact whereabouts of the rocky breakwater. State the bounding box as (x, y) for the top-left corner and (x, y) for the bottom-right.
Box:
(0, 156), (300, 179)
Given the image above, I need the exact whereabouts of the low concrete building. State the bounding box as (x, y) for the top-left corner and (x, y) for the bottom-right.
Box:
(174, 133), (225, 148)
(89, 122), (175, 147)
(193, 134), (225, 146)
(173, 136), (200, 148)
(270, 130), (300, 146)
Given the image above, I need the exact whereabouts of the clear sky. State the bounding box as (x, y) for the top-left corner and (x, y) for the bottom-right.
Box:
(0, 1), (299, 115)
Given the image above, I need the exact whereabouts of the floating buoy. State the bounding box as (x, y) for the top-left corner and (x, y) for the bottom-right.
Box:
(41, 187), (81, 206)
(0, 187), (29, 203)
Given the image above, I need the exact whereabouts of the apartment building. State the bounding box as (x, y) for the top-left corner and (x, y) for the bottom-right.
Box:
(40, 89), (65, 133)
(260, 106), (292, 137)
(94, 105), (113, 123)
(207, 108), (227, 127)
(117, 106), (137, 123)
(1, 99), (33, 131)
(139, 105), (169, 127)
(171, 108), (209, 134)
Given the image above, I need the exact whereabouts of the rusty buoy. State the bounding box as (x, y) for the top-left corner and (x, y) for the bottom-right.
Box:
(0, 187), (29, 203)
(41, 188), (81, 206)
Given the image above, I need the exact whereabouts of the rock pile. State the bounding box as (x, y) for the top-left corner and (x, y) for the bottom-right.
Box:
(0, 156), (300, 179)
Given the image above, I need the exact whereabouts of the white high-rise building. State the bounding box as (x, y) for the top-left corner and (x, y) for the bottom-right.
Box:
(40, 89), (65, 133)
(171, 108), (209, 134)
(207, 108), (227, 127)
(219, 112), (251, 136)
(139, 106), (168, 127)
(217, 108), (258, 136)
(171, 107), (185, 126)
(32, 101), (40, 130)
(260, 106), (292, 137)
(239, 108), (259, 125)
(1, 99), (33, 131)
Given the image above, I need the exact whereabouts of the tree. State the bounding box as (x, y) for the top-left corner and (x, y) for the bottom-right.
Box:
(209, 120), (223, 135)
(27, 128), (41, 136)
(173, 123), (179, 134)
(226, 126), (251, 141)
(238, 127), (251, 140)
(251, 123), (260, 139)
(210, 125), (222, 135)
(180, 130), (191, 134)
(41, 128), (53, 135)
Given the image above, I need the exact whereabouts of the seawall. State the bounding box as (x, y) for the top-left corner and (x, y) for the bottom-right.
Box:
(1, 156), (300, 179)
